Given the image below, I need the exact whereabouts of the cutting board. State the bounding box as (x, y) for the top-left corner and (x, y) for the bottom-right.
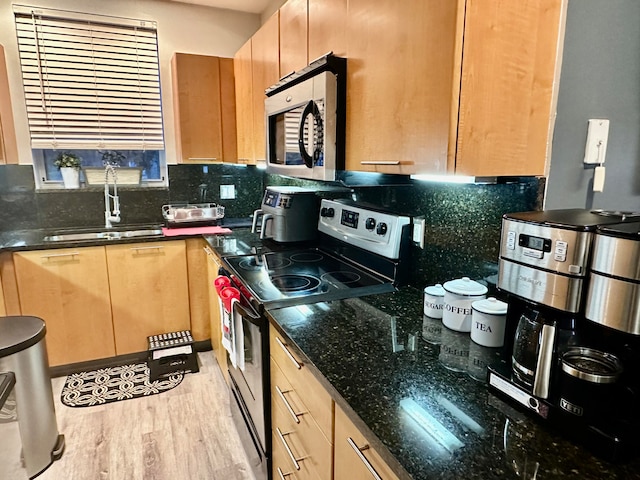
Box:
(162, 226), (232, 237)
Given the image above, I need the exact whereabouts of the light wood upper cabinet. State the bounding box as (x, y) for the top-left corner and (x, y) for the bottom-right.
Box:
(251, 12), (280, 164)
(279, 0), (308, 76)
(455, 0), (565, 176)
(0, 45), (18, 165)
(345, 0), (461, 175)
(172, 53), (237, 163)
(107, 240), (190, 355)
(13, 247), (115, 366)
(233, 12), (280, 165)
(234, 39), (254, 163)
(308, 0), (347, 60)
(334, 405), (401, 480)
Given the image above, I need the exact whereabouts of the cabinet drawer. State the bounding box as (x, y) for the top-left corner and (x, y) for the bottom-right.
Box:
(334, 405), (401, 480)
(272, 380), (332, 480)
(270, 324), (333, 440)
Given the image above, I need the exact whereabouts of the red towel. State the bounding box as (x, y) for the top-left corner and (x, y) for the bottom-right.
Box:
(162, 226), (232, 236)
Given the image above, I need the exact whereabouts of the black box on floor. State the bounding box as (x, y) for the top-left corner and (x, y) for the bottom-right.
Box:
(147, 330), (199, 382)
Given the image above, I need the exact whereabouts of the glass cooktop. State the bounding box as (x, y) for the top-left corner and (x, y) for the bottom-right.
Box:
(223, 248), (394, 309)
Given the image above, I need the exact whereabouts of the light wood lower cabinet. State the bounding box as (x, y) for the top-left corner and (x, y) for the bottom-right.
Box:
(186, 238), (211, 342)
(334, 405), (400, 480)
(13, 247), (115, 366)
(270, 324), (333, 480)
(106, 240), (190, 355)
(204, 244), (227, 377)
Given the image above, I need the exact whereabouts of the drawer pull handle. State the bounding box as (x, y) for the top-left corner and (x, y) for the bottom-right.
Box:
(347, 437), (383, 480)
(41, 252), (80, 259)
(275, 336), (301, 370)
(360, 161), (400, 165)
(130, 245), (164, 252)
(275, 385), (302, 424)
(277, 467), (293, 480)
(276, 427), (303, 470)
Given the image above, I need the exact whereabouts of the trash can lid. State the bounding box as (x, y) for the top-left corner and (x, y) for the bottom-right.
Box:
(0, 316), (46, 358)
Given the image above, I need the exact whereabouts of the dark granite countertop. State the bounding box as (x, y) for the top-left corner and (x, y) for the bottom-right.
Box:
(267, 289), (640, 480)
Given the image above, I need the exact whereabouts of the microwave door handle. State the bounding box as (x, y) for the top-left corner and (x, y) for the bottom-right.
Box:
(298, 100), (321, 169)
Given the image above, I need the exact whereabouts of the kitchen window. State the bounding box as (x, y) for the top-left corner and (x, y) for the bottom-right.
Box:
(13, 5), (167, 188)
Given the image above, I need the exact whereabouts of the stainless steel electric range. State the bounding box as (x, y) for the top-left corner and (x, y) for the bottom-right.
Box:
(217, 198), (413, 480)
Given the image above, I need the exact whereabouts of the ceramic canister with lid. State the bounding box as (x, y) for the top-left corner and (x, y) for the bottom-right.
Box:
(442, 277), (488, 332)
(423, 283), (446, 318)
(470, 297), (509, 347)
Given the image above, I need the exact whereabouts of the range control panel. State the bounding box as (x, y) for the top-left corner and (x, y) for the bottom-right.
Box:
(318, 199), (411, 260)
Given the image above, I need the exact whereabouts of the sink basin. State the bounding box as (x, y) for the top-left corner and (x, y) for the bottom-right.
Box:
(44, 228), (164, 242)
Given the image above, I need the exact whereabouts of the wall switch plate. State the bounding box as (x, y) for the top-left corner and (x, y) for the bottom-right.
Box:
(584, 119), (610, 165)
(412, 217), (426, 249)
(220, 185), (236, 199)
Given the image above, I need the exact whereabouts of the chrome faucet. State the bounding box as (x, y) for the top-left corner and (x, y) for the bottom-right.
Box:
(104, 164), (121, 228)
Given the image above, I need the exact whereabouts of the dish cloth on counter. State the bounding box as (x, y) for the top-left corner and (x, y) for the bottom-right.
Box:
(162, 226), (232, 236)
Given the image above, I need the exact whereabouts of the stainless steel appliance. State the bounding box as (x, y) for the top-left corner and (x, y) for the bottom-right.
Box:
(218, 199), (412, 479)
(265, 53), (346, 181)
(252, 186), (321, 243)
(489, 209), (640, 461)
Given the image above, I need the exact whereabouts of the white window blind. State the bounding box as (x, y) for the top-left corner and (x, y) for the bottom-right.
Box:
(14, 5), (164, 150)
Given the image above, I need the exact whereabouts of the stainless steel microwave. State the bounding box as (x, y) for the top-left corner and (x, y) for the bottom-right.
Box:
(265, 54), (346, 181)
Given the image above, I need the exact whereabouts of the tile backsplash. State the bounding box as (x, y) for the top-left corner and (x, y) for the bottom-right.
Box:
(0, 164), (542, 290)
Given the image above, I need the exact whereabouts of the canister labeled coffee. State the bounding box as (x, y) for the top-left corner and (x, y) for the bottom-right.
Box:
(442, 277), (488, 332)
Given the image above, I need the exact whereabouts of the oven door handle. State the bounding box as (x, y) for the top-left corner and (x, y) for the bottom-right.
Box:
(231, 300), (261, 326)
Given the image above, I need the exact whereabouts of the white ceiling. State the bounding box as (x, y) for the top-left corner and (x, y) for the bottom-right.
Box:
(164, 0), (274, 14)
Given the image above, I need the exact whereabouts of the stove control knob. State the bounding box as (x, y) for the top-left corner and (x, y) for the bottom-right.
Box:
(321, 207), (335, 218)
(376, 222), (388, 236)
(365, 217), (376, 230)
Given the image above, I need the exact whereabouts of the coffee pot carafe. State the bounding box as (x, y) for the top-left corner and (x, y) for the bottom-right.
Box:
(511, 302), (579, 400)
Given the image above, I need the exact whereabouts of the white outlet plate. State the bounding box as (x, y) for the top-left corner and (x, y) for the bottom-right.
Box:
(584, 119), (610, 165)
(412, 217), (426, 249)
(220, 184), (236, 199)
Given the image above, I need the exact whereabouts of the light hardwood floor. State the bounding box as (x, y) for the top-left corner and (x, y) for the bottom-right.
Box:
(39, 352), (256, 480)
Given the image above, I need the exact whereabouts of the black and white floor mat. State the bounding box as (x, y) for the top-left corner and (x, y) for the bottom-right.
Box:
(61, 363), (183, 407)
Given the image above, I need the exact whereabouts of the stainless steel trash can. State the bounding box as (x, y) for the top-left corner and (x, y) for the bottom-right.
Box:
(0, 372), (28, 479)
(0, 316), (64, 478)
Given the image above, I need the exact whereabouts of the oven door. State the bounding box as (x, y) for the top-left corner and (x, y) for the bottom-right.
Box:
(226, 299), (270, 480)
(265, 71), (337, 181)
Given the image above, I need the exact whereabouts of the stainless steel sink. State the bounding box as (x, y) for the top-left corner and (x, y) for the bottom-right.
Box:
(44, 228), (164, 242)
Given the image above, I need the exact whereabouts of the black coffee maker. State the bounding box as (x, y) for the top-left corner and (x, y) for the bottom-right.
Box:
(488, 210), (640, 461)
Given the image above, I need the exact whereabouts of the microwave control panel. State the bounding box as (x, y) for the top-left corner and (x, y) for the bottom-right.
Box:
(318, 199), (410, 260)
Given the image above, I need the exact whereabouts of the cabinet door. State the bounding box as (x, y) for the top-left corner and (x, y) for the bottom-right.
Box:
(251, 12), (280, 164)
(186, 238), (210, 342)
(455, 0), (565, 176)
(13, 247), (115, 366)
(172, 53), (238, 164)
(107, 241), (190, 355)
(205, 245), (227, 377)
(234, 39), (254, 163)
(345, 0), (461, 175)
(334, 405), (401, 480)
(219, 57), (238, 163)
(308, 0), (347, 60)
(0, 45), (18, 164)
(280, 0), (308, 76)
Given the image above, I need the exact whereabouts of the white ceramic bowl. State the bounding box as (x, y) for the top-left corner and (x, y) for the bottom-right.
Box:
(442, 277), (488, 332)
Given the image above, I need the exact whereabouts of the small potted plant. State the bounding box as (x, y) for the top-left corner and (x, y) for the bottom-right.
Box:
(54, 152), (82, 189)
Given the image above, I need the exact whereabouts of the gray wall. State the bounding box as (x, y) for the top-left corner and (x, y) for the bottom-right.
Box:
(545, 0), (640, 211)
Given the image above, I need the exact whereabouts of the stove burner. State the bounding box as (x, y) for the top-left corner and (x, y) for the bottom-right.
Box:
(238, 257), (263, 271)
(321, 271), (361, 285)
(267, 274), (321, 293)
(291, 252), (324, 263)
(264, 256), (292, 270)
